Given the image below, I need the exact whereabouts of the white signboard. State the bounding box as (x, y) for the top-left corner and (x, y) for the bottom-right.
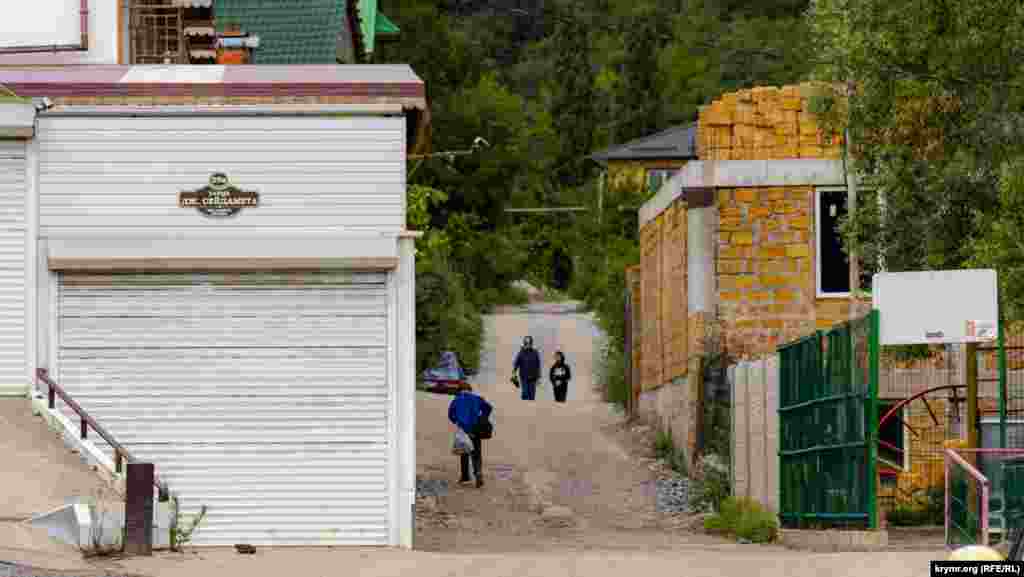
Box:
(0, 0), (84, 51)
(873, 269), (998, 345)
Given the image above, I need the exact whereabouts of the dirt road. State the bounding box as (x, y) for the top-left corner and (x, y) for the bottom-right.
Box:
(414, 301), (709, 552)
(43, 300), (945, 576)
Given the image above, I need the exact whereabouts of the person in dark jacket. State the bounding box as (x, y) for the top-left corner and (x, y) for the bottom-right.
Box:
(513, 335), (541, 401)
(549, 351), (572, 403)
(448, 382), (493, 488)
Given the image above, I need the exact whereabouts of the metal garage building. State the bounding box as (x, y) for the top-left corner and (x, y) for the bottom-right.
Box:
(0, 65), (427, 547)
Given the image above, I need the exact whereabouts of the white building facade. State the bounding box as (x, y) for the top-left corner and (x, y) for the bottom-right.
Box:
(0, 64), (427, 548)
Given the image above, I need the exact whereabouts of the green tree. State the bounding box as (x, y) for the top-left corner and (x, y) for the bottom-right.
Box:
(807, 0), (1024, 307)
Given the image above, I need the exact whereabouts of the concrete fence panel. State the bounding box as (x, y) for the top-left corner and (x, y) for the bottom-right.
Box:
(730, 354), (780, 513)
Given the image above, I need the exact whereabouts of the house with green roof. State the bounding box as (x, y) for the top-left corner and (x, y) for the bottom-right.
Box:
(0, 0), (400, 66)
(215, 0), (400, 64)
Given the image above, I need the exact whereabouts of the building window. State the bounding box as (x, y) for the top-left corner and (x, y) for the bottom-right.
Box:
(815, 187), (853, 296)
(646, 169), (676, 195)
(878, 401), (909, 471)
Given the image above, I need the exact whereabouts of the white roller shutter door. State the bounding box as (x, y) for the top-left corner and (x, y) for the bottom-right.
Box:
(56, 271), (391, 546)
(0, 141), (26, 394)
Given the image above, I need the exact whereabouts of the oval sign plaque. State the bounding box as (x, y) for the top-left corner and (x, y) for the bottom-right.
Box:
(178, 172), (259, 218)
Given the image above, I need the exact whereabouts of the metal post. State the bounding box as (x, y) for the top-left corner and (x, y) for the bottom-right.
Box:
(966, 342), (979, 524)
(867, 309), (880, 529)
(945, 450), (950, 547)
(124, 462), (154, 556)
(999, 320), (1008, 450)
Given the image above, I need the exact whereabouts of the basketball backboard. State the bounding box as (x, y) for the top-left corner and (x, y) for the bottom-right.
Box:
(872, 269), (998, 345)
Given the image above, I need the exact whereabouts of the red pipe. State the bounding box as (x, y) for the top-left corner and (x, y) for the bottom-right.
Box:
(878, 384), (965, 429)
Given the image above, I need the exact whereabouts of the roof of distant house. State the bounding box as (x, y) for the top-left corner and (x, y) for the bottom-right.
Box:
(590, 123), (698, 165)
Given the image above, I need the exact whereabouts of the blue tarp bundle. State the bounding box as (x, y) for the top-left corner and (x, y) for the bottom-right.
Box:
(423, 351), (466, 382)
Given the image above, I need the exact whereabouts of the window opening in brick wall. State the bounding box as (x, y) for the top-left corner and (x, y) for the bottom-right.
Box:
(816, 187), (852, 296)
(645, 169), (676, 195)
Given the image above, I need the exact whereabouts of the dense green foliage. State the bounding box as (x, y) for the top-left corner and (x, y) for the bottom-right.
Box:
(378, 0), (820, 390)
(808, 0), (1024, 317)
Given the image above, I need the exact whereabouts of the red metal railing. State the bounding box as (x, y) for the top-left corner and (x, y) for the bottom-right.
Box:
(36, 368), (165, 495)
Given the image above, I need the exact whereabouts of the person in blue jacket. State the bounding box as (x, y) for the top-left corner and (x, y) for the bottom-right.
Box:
(448, 382), (493, 488)
(513, 335), (541, 401)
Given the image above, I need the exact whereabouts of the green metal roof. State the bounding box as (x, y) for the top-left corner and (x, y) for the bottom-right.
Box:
(376, 12), (400, 36)
(357, 0), (399, 56)
(215, 0), (347, 64)
(213, 0), (398, 63)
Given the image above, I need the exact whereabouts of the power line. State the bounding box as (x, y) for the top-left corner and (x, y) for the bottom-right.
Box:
(504, 207), (588, 213)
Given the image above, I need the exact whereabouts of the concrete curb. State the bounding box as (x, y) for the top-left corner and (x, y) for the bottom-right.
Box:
(779, 528), (888, 552)
(26, 503), (92, 549)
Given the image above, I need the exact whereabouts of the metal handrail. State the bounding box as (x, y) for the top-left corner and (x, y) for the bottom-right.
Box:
(36, 368), (165, 495)
(945, 448), (991, 547)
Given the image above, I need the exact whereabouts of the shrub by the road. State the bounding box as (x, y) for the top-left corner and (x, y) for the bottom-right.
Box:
(415, 250), (483, 376)
(704, 497), (779, 543)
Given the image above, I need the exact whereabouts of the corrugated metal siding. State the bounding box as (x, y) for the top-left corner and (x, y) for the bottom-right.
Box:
(37, 116), (406, 236)
(0, 141), (26, 393)
(56, 271), (391, 546)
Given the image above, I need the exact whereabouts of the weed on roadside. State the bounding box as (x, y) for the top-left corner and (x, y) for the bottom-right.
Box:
(79, 486), (123, 558)
(170, 495), (208, 552)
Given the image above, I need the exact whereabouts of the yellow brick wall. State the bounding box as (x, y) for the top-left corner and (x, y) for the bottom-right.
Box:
(639, 197), (688, 390)
(697, 84), (842, 161)
(640, 214), (664, 390)
(717, 186), (819, 356)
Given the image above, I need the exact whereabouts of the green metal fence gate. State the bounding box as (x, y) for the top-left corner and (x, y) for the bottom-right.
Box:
(778, 311), (880, 529)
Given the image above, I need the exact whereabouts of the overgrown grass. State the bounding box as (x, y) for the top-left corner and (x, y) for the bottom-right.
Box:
(654, 427), (689, 476)
(704, 497), (779, 543)
(594, 338), (629, 406)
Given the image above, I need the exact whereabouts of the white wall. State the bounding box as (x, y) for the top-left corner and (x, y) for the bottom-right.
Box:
(0, 0), (119, 65)
(0, 141), (28, 396)
(36, 114), (407, 237)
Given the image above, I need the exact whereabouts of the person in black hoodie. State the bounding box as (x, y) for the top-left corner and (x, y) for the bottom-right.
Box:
(513, 336), (541, 401)
(549, 351), (572, 403)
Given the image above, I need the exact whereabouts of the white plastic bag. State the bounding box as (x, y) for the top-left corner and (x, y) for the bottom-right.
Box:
(452, 427), (473, 455)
